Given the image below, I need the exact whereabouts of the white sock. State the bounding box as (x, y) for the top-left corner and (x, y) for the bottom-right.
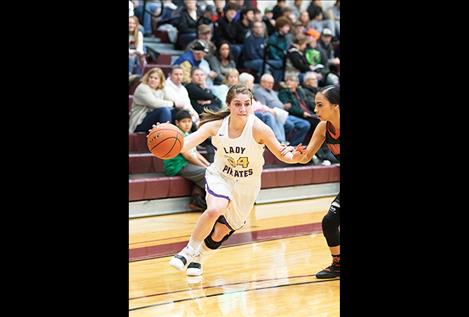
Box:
(197, 241), (217, 261)
(187, 238), (202, 253)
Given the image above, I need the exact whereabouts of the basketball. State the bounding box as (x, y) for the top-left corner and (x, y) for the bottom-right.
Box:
(147, 123), (185, 159)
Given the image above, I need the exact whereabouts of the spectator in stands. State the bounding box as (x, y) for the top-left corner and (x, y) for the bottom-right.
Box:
(253, 7), (262, 23)
(291, 20), (306, 42)
(285, 35), (322, 83)
(154, 1), (178, 28)
(176, 0), (202, 50)
(197, 50), (219, 89)
(267, 17), (292, 81)
(318, 28), (340, 71)
(163, 110), (209, 210)
(129, 1), (134, 16)
(299, 11), (311, 28)
(214, 0), (225, 19)
(301, 71), (319, 109)
(130, 68), (174, 133)
(129, 16), (146, 75)
(206, 41), (237, 86)
(254, 74), (309, 146)
(196, 24), (217, 55)
(232, 6), (255, 62)
(282, 75), (338, 164)
(133, 0), (161, 36)
(239, 73), (287, 144)
(185, 68), (223, 114)
(291, 0), (303, 20)
(278, 75), (320, 145)
(326, 0), (340, 38)
(173, 40), (209, 84)
(215, 3), (239, 56)
(323, 63), (340, 87)
(187, 25), (216, 62)
(197, 4), (217, 28)
(304, 30), (327, 79)
(242, 21), (284, 83)
(307, 0), (337, 38)
(164, 65), (200, 125)
(195, 0), (212, 11)
(272, 0), (287, 20)
(262, 6), (276, 37)
(280, 7), (297, 24)
(182, 28), (219, 89)
(211, 68), (240, 108)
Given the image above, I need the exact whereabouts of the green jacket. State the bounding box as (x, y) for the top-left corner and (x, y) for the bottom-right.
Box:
(163, 130), (190, 176)
(277, 87), (314, 118)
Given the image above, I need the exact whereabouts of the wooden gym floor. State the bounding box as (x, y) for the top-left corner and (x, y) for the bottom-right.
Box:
(129, 196), (339, 316)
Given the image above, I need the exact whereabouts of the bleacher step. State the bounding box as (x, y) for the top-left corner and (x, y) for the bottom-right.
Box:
(129, 182), (340, 218)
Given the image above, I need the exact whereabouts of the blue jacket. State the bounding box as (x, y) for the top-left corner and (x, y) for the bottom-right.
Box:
(242, 34), (265, 60)
(173, 51), (200, 67)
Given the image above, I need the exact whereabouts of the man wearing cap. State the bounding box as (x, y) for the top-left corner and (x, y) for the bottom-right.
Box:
(187, 24), (216, 56)
(318, 28), (340, 70)
(173, 40), (210, 84)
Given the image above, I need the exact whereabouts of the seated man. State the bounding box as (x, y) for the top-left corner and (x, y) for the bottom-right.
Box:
(253, 74), (310, 146)
(173, 40), (210, 84)
(185, 67), (223, 115)
(242, 21), (284, 82)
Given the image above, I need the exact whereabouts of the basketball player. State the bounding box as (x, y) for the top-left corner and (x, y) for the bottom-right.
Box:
(150, 84), (303, 276)
(281, 85), (340, 278)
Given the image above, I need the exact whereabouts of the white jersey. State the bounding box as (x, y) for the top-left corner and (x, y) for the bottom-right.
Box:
(211, 114), (265, 182)
(205, 114), (265, 230)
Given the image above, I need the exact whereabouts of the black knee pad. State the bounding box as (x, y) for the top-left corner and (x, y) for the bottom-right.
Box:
(204, 228), (235, 250)
(322, 203), (340, 247)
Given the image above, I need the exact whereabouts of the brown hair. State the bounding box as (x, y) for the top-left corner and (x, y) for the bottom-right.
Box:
(293, 34), (309, 46)
(199, 84), (253, 126)
(275, 16), (291, 30)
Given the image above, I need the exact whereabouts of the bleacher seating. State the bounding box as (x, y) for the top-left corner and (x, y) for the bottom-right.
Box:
(128, 30), (340, 204)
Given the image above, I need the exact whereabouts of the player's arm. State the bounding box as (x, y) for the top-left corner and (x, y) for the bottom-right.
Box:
(253, 119), (305, 164)
(283, 121), (327, 164)
(180, 120), (220, 153)
(181, 151), (206, 167)
(149, 120), (220, 154)
(196, 152), (210, 166)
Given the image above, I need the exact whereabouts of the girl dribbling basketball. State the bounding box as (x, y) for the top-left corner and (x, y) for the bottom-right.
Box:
(150, 84), (303, 276)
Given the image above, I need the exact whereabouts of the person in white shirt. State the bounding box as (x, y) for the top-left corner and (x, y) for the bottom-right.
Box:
(163, 65), (200, 125)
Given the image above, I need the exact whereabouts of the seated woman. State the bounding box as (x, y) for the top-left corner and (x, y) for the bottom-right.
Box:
(129, 67), (175, 133)
(129, 16), (146, 75)
(206, 41), (237, 86)
(211, 68), (240, 108)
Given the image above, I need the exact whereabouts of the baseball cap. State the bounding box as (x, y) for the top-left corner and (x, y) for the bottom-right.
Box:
(191, 40), (209, 53)
(321, 28), (333, 36)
